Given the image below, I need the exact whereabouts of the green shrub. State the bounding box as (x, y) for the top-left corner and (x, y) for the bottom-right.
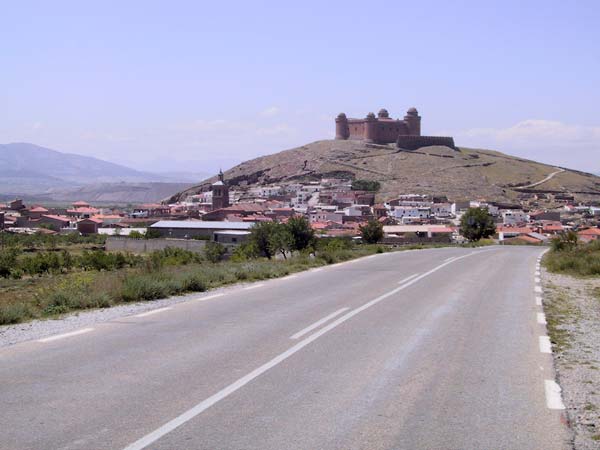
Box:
(0, 249), (18, 278)
(120, 274), (172, 301)
(0, 303), (31, 324)
(550, 230), (579, 252)
(545, 239), (600, 276)
(204, 241), (227, 263)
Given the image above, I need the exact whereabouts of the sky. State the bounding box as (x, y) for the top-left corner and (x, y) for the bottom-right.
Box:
(1, 0), (599, 175)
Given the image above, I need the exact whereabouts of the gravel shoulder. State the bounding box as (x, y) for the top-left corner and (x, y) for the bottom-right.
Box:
(542, 268), (600, 449)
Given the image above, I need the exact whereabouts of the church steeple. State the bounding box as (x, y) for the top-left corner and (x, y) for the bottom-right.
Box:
(211, 169), (230, 210)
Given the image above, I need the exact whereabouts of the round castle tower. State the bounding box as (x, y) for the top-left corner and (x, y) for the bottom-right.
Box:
(364, 112), (377, 143)
(404, 107), (421, 136)
(335, 113), (349, 140)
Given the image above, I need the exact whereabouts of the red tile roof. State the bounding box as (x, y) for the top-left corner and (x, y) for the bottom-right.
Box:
(497, 226), (533, 234)
(30, 206), (49, 213)
(41, 214), (71, 222)
(579, 228), (600, 236)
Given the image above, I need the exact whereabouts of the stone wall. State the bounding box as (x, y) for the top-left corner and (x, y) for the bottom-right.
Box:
(106, 236), (207, 254)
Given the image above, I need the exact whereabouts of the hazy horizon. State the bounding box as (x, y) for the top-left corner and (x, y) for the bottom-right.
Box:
(2, 1), (599, 174)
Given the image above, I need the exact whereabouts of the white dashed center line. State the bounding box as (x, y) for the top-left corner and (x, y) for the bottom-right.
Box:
(290, 308), (350, 340)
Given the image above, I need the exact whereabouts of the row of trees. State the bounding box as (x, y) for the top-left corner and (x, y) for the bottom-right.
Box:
(239, 207), (496, 260)
(241, 216), (388, 260)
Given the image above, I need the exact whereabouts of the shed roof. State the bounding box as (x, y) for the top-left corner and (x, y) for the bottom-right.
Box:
(150, 221), (253, 230)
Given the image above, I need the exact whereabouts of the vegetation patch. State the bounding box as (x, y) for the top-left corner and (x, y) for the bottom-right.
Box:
(544, 234), (600, 277)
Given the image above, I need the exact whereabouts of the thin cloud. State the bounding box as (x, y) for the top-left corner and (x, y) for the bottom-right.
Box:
(445, 119), (600, 172)
(259, 106), (280, 117)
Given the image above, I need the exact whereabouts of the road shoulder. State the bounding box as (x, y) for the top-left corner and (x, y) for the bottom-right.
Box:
(542, 268), (600, 449)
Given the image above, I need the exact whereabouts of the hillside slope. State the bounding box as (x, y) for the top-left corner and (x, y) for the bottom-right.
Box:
(170, 140), (600, 204)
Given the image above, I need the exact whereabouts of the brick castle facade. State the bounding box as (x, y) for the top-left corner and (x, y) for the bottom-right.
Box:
(335, 107), (455, 150)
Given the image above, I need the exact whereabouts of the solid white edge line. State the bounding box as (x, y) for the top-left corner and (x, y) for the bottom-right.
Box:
(121, 248), (496, 450)
(537, 312), (547, 324)
(37, 328), (94, 343)
(290, 308), (350, 340)
(535, 286), (543, 293)
(534, 277), (541, 284)
(398, 273), (419, 285)
(544, 379), (566, 409)
(535, 296), (543, 306)
(193, 293), (225, 302)
(539, 336), (552, 353)
(243, 283), (265, 291)
(311, 267), (324, 272)
(134, 307), (172, 318)
(444, 256), (456, 263)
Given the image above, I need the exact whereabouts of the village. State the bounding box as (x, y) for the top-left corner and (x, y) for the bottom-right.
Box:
(2, 173), (600, 251)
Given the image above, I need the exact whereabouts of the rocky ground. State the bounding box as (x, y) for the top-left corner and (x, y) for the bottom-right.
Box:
(542, 268), (600, 449)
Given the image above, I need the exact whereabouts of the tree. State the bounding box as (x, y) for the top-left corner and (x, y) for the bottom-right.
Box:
(359, 219), (384, 244)
(249, 222), (276, 259)
(248, 221), (293, 259)
(286, 215), (315, 252)
(268, 223), (293, 259)
(459, 207), (496, 241)
(351, 180), (381, 192)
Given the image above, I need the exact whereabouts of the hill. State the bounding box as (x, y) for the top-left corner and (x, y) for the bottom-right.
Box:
(0, 143), (201, 202)
(170, 140), (600, 205)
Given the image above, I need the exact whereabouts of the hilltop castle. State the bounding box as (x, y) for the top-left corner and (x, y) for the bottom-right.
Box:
(335, 107), (455, 150)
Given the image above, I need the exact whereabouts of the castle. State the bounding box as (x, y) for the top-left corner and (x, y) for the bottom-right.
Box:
(335, 107), (455, 150)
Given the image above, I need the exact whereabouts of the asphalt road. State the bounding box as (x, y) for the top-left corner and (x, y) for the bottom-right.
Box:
(0, 246), (571, 450)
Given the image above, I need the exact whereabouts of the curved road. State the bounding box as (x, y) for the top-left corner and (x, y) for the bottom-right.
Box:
(0, 247), (571, 450)
(517, 168), (565, 189)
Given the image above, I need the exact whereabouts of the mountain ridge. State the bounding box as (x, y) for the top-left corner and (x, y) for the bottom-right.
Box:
(0, 143), (205, 201)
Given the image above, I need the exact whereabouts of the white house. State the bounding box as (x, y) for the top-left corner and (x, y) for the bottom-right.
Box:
(502, 210), (529, 225)
(392, 206), (431, 221)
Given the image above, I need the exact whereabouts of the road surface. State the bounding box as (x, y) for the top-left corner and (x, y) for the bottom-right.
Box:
(0, 246), (571, 450)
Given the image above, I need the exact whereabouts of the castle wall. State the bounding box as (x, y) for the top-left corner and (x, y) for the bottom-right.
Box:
(348, 121), (365, 140)
(396, 135), (456, 151)
(375, 121), (409, 144)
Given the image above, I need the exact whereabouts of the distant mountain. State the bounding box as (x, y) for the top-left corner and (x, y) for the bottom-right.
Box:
(153, 171), (212, 183)
(0, 143), (205, 202)
(0, 143), (163, 190)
